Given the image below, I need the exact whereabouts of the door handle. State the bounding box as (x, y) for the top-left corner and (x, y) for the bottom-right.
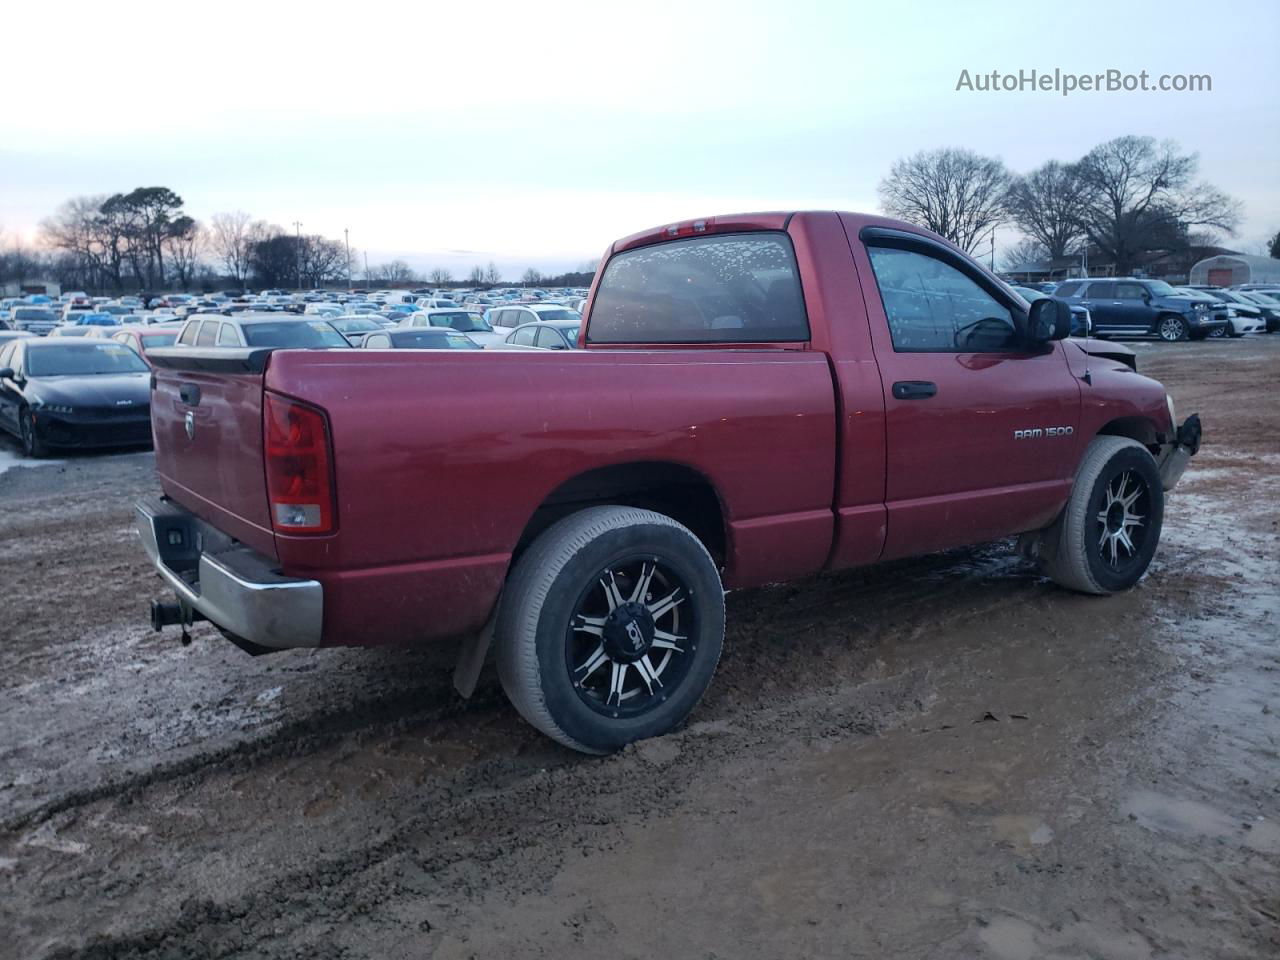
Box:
(892, 380), (937, 400)
(179, 383), (201, 406)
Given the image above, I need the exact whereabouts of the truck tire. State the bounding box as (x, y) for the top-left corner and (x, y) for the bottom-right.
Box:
(495, 506), (724, 754)
(1036, 436), (1164, 595)
(1157, 315), (1188, 342)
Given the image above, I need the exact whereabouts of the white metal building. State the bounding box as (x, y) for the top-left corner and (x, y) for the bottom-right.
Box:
(1188, 254), (1280, 287)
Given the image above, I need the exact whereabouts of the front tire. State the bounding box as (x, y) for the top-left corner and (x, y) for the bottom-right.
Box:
(495, 506), (724, 754)
(1157, 315), (1188, 342)
(19, 408), (49, 458)
(1035, 436), (1164, 595)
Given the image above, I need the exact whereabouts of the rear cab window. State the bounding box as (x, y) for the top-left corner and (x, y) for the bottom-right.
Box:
(587, 232), (809, 344)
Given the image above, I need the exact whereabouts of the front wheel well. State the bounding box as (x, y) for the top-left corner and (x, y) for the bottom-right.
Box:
(512, 462), (727, 570)
(1097, 416), (1160, 453)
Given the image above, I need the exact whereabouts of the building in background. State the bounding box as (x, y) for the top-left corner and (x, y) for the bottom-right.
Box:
(1189, 254), (1280, 287)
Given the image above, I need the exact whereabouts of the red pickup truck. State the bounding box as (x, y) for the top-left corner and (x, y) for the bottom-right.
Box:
(138, 211), (1201, 754)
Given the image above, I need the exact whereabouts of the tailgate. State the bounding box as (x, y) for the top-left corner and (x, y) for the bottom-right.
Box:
(147, 347), (277, 559)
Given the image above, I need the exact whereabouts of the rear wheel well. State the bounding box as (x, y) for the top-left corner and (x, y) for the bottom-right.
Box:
(512, 463), (727, 570)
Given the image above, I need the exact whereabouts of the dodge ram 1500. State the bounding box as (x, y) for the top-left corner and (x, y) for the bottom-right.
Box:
(137, 211), (1201, 753)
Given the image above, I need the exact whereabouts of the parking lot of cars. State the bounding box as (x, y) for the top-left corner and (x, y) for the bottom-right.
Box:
(1, 276), (1273, 460)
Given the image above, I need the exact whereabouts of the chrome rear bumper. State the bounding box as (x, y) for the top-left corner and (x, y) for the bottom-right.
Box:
(135, 497), (323, 649)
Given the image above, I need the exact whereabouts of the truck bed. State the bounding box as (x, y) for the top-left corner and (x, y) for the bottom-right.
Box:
(148, 346), (838, 645)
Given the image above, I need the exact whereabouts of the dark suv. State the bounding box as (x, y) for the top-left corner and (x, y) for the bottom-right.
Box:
(1054, 278), (1226, 341)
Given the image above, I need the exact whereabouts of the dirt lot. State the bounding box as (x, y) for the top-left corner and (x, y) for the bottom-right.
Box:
(1, 337), (1277, 959)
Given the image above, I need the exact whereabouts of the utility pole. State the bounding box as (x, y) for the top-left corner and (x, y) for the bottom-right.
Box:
(292, 220), (303, 290)
(344, 228), (351, 288)
(363, 251), (369, 285)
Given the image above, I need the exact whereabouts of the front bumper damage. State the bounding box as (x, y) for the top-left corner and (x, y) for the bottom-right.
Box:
(1157, 414), (1201, 491)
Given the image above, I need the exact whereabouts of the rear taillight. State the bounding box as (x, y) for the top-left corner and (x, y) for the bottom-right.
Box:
(264, 392), (335, 535)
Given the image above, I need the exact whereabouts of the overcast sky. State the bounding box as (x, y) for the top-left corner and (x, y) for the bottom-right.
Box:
(4, 0), (1277, 277)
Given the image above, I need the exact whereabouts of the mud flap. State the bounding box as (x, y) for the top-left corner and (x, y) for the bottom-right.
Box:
(452, 606), (498, 699)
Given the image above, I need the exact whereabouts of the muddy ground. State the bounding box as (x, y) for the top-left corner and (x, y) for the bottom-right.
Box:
(0, 337), (1277, 960)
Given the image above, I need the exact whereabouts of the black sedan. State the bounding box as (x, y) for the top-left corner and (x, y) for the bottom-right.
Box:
(0, 339), (152, 457)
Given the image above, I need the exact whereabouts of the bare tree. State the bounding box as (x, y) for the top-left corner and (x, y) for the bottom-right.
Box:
(468, 264), (486, 285)
(163, 217), (204, 291)
(427, 267), (452, 285)
(998, 237), (1050, 273)
(878, 147), (1011, 253)
(483, 261), (501, 284)
(374, 260), (416, 284)
(521, 267), (542, 286)
(1005, 161), (1088, 260)
(40, 196), (116, 291)
(209, 211), (256, 286)
(1074, 136), (1241, 275)
(300, 235), (349, 287)
(1269, 229), (1280, 260)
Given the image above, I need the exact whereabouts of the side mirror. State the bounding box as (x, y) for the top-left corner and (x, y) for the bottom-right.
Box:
(0, 367), (13, 380)
(1028, 298), (1072, 342)
(364, 334), (391, 349)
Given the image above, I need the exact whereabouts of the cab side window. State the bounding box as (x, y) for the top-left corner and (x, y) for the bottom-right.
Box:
(177, 321), (199, 346)
(1114, 282), (1146, 300)
(196, 321), (220, 346)
(513, 326), (537, 346)
(866, 245), (1019, 352)
(217, 324), (240, 346)
(0, 341), (17, 370)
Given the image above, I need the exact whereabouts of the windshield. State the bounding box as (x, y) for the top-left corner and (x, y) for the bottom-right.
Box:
(243, 321), (349, 348)
(533, 309), (579, 323)
(1145, 280), (1176, 296)
(393, 331), (480, 349)
(430, 311), (492, 333)
(27, 343), (149, 376)
(141, 333), (178, 349)
(15, 309), (56, 322)
(331, 317), (381, 333)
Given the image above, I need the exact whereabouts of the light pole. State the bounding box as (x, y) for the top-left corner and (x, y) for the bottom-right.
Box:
(363, 251), (369, 285)
(292, 220), (303, 290)
(344, 228), (351, 288)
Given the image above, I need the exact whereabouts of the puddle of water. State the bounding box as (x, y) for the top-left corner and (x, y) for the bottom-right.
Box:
(1124, 790), (1280, 854)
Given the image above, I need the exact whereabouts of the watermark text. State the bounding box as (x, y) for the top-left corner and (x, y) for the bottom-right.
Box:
(955, 68), (1211, 96)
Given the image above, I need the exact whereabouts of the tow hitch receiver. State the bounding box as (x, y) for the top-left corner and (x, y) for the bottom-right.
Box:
(149, 600), (208, 645)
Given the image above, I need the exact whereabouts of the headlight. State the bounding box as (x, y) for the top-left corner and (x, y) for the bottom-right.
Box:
(1192, 302), (1209, 312)
(1166, 394), (1176, 428)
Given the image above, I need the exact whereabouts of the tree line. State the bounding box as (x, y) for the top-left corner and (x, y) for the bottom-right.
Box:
(1, 193), (596, 294)
(877, 135), (1260, 275)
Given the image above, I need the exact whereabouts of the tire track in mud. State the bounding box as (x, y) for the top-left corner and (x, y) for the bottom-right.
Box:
(0, 676), (508, 834)
(40, 669), (934, 960)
